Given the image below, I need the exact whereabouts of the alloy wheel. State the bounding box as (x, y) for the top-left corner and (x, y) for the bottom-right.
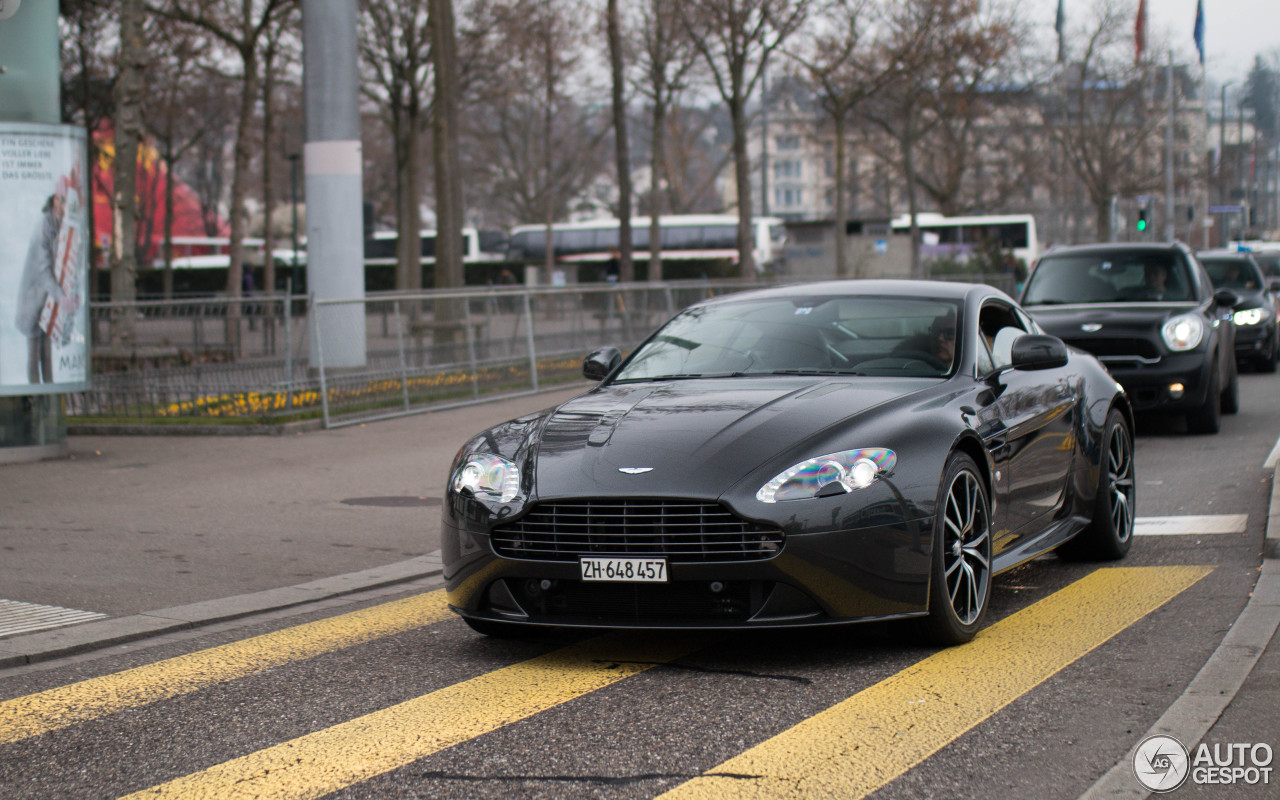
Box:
(942, 469), (991, 626)
(1107, 423), (1135, 543)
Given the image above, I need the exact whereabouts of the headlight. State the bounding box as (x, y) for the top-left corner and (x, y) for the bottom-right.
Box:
(1161, 314), (1204, 351)
(1233, 307), (1268, 326)
(451, 453), (521, 502)
(756, 448), (896, 503)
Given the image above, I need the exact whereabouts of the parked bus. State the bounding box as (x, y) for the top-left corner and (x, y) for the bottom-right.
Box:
(890, 213), (1040, 266)
(506, 214), (787, 278)
(363, 227), (508, 290)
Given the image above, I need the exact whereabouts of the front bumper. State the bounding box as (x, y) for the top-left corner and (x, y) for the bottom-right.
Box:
(1233, 322), (1274, 360)
(442, 512), (933, 630)
(1098, 351), (1214, 412)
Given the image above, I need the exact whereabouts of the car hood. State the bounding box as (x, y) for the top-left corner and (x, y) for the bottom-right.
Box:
(1026, 302), (1198, 337)
(530, 377), (929, 500)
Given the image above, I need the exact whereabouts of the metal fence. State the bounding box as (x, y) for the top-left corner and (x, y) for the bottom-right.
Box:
(69, 274), (1020, 428)
(68, 280), (772, 428)
(307, 281), (772, 427)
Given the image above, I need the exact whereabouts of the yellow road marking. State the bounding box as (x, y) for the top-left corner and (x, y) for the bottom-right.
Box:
(0, 591), (452, 745)
(119, 634), (699, 800)
(657, 566), (1212, 800)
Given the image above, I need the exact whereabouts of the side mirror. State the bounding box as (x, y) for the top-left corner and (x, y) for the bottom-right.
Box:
(583, 346), (622, 381)
(1010, 334), (1069, 371)
(1268, 278), (1280, 294)
(1214, 289), (1240, 308)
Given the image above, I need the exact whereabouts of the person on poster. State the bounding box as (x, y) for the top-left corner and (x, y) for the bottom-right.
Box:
(14, 169), (82, 384)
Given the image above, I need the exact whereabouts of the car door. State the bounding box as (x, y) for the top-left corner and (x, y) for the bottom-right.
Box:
(976, 301), (1078, 554)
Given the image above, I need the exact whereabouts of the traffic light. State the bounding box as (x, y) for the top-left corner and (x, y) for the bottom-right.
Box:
(1136, 208), (1148, 233)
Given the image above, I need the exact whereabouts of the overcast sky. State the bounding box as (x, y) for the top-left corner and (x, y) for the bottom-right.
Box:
(1039, 0), (1278, 85)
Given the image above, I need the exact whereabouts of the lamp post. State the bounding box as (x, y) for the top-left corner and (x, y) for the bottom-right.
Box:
(1220, 82), (1234, 245)
(288, 153), (301, 295)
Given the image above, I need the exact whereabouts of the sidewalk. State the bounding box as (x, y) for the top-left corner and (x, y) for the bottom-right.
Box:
(0, 385), (582, 666)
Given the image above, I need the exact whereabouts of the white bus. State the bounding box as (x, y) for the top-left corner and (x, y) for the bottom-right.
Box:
(506, 214), (787, 272)
(363, 227), (508, 267)
(890, 213), (1040, 265)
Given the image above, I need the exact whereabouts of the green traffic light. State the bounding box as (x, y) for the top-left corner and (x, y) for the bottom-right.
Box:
(1136, 219), (1147, 232)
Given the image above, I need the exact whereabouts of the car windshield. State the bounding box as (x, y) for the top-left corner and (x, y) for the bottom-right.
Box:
(1023, 251), (1195, 305)
(1250, 251), (1280, 279)
(613, 295), (962, 381)
(1201, 257), (1263, 291)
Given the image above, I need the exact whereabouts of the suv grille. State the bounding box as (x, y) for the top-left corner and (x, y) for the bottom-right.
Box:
(1062, 336), (1160, 360)
(491, 500), (783, 562)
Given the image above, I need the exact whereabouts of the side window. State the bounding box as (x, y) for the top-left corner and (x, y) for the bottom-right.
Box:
(978, 302), (1029, 372)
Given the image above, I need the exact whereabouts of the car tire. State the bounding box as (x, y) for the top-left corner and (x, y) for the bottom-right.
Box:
(1186, 361), (1221, 434)
(1057, 408), (1135, 562)
(917, 452), (991, 646)
(462, 617), (530, 638)
(1221, 356), (1240, 415)
(1259, 333), (1279, 373)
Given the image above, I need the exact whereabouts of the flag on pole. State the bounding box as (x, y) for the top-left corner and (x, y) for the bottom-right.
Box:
(1055, 0), (1066, 63)
(1193, 0), (1205, 65)
(1135, 0), (1147, 64)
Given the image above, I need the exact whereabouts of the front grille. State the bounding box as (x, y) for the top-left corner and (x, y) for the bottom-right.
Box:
(1063, 337), (1160, 360)
(491, 499), (783, 562)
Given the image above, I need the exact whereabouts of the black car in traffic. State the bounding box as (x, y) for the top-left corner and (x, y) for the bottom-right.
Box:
(444, 280), (1134, 645)
(1020, 242), (1238, 434)
(1197, 249), (1279, 372)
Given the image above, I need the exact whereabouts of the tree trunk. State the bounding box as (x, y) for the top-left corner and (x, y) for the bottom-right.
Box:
(730, 80), (754, 277)
(162, 137), (176, 301)
(607, 0), (634, 282)
(834, 114), (850, 278)
(262, 42), (278, 301)
(398, 109), (424, 292)
(226, 44), (260, 356)
(902, 120), (923, 279)
(110, 0), (146, 348)
(649, 95), (667, 283)
(431, 0), (466, 359)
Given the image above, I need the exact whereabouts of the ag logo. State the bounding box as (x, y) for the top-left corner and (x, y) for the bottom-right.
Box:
(1133, 734), (1190, 792)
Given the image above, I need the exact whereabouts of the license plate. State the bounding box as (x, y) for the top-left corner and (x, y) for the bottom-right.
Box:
(580, 557), (668, 583)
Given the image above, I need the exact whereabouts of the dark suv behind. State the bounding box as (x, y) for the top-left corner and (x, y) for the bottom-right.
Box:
(1020, 242), (1238, 434)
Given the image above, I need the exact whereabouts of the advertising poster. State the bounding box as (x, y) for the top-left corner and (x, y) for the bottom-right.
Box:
(0, 122), (90, 395)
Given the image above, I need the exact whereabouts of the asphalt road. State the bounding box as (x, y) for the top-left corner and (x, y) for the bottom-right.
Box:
(0, 370), (1276, 799)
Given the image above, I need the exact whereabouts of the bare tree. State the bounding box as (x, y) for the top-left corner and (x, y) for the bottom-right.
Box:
(142, 21), (214, 298)
(1047, 0), (1164, 241)
(468, 0), (609, 270)
(429, 0), (466, 293)
(258, 6), (300, 299)
(359, 0), (431, 292)
(606, 0), (634, 281)
(911, 5), (1017, 217)
(110, 0), (149, 346)
(635, 0), (700, 281)
(147, 0), (299, 350)
(789, 0), (891, 277)
(866, 0), (1005, 276)
(61, 0), (116, 277)
(681, 0), (811, 276)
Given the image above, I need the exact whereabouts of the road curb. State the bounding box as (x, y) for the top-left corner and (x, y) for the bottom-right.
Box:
(1080, 468), (1280, 799)
(0, 552), (443, 669)
(1267, 466), (1280, 559)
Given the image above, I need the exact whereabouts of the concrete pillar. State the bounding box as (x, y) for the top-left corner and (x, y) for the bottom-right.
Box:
(303, 0), (367, 369)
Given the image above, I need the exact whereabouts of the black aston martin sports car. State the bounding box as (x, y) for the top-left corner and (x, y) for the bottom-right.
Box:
(443, 280), (1135, 645)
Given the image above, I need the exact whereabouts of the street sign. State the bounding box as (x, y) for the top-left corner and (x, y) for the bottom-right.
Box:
(1209, 205), (1242, 214)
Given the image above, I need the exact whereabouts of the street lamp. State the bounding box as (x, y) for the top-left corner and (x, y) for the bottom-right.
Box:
(288, 153), (301, 295)
(1219, 82), (1234, 246)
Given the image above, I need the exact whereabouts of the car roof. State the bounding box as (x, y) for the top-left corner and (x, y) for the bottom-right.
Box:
(696, 279), (994, 306)
(1041, 242), (1187, 257)
(1197, 249), (1256, 261)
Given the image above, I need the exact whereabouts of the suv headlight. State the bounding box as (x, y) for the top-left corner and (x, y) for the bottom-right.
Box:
(757, 448), (896, 503)
(1161, 314), (1205, 351)
(1233, 307), (1269, 326)
(451, 453), (521, 502)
